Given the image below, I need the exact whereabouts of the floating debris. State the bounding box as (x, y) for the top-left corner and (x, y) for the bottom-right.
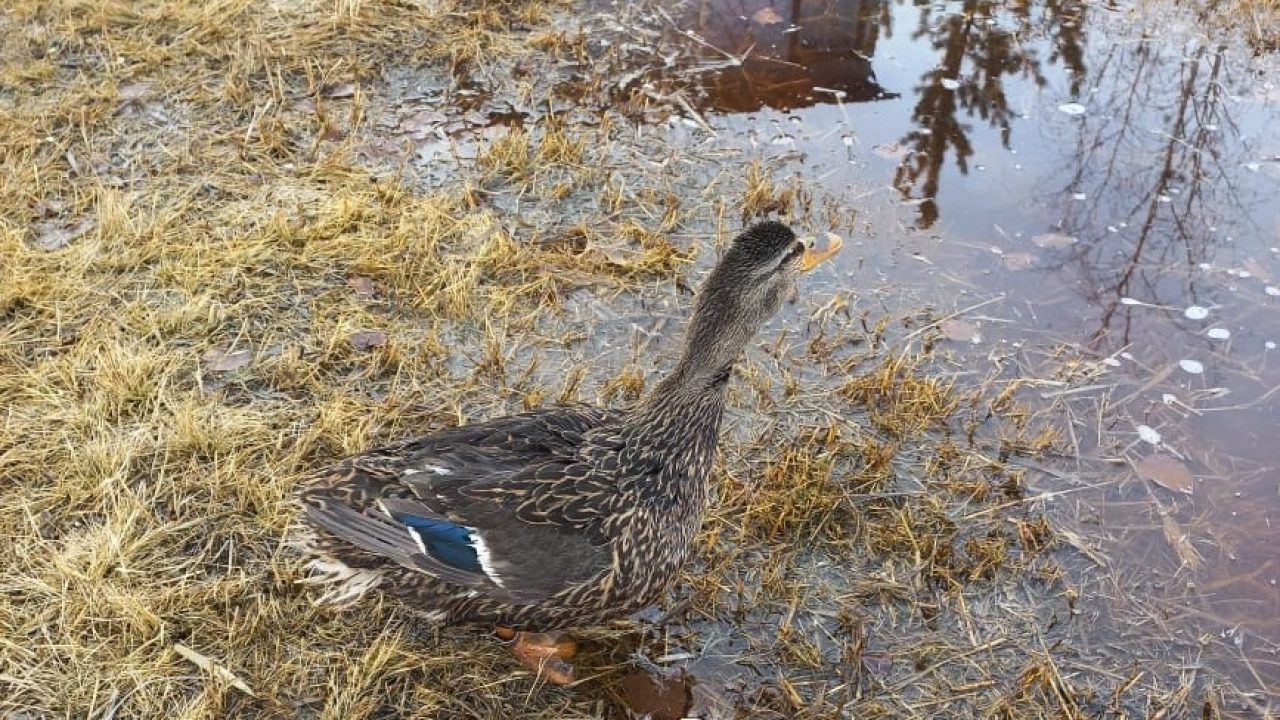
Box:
(1206, 327), (1231, 339)
(1032, 232), (1077, 249)
(1136, 425), (1163, 445)
(1184, 305), (1209, 320)
(1058, 102), (1087, 115)
(940, 78), (961, 90)
(1265, 286), (1280, 296)
(1178, 359), (1205, 374)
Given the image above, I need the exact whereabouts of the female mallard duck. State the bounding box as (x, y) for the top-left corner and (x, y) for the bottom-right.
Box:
(297, 221), (842, 684)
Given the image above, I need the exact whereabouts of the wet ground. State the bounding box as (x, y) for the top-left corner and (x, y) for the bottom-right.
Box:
(551, 0), (1280, 712)
(7, 0), (1277, 716)
(161, 0), (1280, 712)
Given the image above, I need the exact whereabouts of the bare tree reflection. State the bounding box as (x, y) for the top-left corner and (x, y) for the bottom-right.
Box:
(1051, 42), (1264, 350)
(892, 0), (1088, 228)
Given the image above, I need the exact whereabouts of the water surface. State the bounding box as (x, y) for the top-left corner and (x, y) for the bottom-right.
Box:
(633, 0), (1280, 702)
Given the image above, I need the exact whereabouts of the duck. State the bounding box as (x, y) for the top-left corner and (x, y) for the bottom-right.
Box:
(296, 220), (842, 684)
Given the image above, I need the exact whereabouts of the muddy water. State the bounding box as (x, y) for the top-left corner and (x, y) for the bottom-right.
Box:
(632, 0), (1280, 700)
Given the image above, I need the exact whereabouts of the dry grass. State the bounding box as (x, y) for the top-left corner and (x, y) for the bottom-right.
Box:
(0, 1), (678, 717)
(3, 0), (1275, 718)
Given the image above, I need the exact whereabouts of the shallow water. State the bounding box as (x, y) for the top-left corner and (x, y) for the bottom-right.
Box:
(621, 0), (1280, 704)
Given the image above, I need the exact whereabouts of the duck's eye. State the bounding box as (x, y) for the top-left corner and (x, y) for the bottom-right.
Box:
(782, 241), (807, 265)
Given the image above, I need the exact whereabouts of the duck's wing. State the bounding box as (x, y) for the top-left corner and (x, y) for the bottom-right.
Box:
(300, 406), (623, 605)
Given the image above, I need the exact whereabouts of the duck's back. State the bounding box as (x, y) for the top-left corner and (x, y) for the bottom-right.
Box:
(297, 404), (642, 627)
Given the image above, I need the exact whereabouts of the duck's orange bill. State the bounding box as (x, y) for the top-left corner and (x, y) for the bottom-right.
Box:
(799, 233), (844, 272)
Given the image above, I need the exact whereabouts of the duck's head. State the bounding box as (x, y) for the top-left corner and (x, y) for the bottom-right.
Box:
(674, 221), (842, 384)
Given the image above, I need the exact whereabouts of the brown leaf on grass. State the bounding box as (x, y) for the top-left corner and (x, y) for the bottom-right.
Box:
(752, 7), (785, 25)
(939, 318), (980, 343)
(1136, 454), (1195, 495)
(1032, 232), (1077, 249)
(349, 330), (388, 351)
(201, 345), (253, 372)
(346, 275), (379, 298)
(33, 216), (95, 251)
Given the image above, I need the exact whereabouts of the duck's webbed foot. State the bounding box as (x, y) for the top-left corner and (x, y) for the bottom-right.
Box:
(495, 627), (577, 685)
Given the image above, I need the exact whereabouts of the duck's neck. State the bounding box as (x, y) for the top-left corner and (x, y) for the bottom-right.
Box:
(623, 345), (738, 491)
(621, 369), (728, 513)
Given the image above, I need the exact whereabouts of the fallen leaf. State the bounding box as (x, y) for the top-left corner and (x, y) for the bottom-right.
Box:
(621, 668), (689, 720)
(860, 651), (894, 679)
(751, 6), (785, 25)
(346, 275), (379, 297)
(399, 109), (447, 139)
(201, 345), (254, 372)
(33, 216), (95, 251)
(1160, 511), (1203, 570)
(939, 318), (980, 343)
(349, 330), (388, 351)
(1136, 454), (1194, 494)
(1031, 232), (1077, 249)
